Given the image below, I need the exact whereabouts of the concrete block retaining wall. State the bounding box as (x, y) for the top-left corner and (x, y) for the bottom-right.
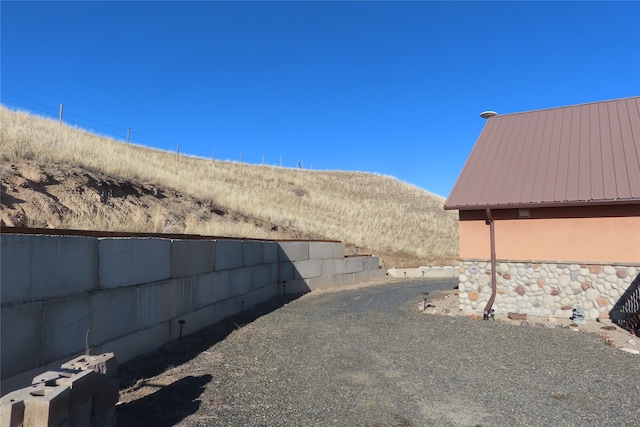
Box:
(458, 259), (639, 320)
(1, 234), (385, 394)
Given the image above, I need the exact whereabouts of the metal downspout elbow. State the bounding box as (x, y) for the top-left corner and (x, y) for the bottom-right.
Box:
(483, 208), (497, 320)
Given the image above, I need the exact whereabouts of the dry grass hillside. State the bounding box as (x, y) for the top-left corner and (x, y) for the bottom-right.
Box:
(0, 106), (459, 267)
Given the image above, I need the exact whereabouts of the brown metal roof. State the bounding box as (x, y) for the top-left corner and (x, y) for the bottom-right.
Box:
(445, 96), (640, 210)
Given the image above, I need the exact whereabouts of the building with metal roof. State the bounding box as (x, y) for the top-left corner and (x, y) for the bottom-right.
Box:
(444, 97), (640, 325)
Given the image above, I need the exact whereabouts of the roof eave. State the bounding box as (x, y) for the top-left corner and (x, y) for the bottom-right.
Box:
(443, 198), (640, 211)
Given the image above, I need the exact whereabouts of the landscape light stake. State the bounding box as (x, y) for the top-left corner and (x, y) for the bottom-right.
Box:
(178, 320), (186, 341)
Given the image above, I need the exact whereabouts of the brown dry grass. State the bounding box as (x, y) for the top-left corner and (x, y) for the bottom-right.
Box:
(0, 106), (459, 265)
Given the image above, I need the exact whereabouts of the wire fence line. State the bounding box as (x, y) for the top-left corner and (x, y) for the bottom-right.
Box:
(0, 89), (313, 169)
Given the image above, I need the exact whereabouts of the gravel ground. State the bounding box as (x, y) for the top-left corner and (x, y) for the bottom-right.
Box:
(116, 279), (640, 427)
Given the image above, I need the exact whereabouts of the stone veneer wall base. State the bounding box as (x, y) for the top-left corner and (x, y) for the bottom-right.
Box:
(458, 260), (639, 320)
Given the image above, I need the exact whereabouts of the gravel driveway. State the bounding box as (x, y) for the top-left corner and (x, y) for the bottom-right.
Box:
(116, 279), (640, 427)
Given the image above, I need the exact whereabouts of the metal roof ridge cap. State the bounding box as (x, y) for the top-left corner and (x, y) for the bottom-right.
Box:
(491, 96), (640, 118)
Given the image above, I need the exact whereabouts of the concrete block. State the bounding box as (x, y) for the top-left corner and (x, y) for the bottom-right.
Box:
(229, 267), (253, 297)
(211, 270), (232, 304)
(33, 369), (100, 410)
(268, 263), (279, 284)
(98, 238), (171, 289)
(194, 272), (214, 310)
(61, 353), (117, 380)
(372, 269), (388, 281)
(23, 382), (70, 427)
(321, 259), (345, 277)
(282, 279), (310, 295)
(1, 388), (26, 427)
(293, 260), (322, 279)
(363, 257), (380, 271)
(345, 257), (365, 274)
(353, 270), (373, 284)
(98, 323), (170, 365)
(171, 239), (215, 277)
(262, 283), (278, 301)
(242, 241), (263, 266)
(263, 242), (278, 264)
(195, 271), (235, 309)
(69, 398), (92, 427)
(1, 301), (42, 380)
(213, 297), (242, 323)
(1, 354), (82, 399)
(91, 379), (118, 416)
(242, 289), (263, 310)
(278, 262), (294, 282)
(90, 406), (114, 427)
(309, 242), (335, 260)
(333, 243), (345, 259)
(1, 234), (98, 303)
(89, 287), (138, 346)
(214, 240), (243, 271)
(169, 306), (215, 341)
(308, 275), (344, 291)
(252, 264), (272, 291)
(42, 296), (91, 363)
(342, 273), (355, 286)
(138, 278), (195, 329)
(251, 285), (276, 308)
(278, 242), (309, 262)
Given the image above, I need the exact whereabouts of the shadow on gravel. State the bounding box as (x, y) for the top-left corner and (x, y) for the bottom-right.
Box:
(117, 293), (304, 390)
(116, 293), (305, 425)
(116, 374), (212, 427)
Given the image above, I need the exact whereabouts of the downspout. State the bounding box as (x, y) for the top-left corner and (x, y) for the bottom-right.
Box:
(483, 208), (497, 320)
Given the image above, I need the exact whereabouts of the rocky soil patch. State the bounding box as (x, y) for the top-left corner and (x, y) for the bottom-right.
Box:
(421, 289), (640, 355)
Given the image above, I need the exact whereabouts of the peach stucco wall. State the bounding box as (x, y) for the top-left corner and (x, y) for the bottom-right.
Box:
(460, 216), (640, 263)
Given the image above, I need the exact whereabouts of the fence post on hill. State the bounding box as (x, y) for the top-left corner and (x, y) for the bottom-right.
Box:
(262, 154), (264, 166)
(240, 152), (243, 163)
(177, 144), (180, 159)
(59, 104), (63, 124)
(127, 128), (130, 145)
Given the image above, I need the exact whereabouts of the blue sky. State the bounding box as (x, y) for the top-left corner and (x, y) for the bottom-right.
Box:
(2, 1), (639, 197)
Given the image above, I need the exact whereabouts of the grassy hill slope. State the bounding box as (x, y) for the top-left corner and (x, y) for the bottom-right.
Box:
(0, 107), (458, 266)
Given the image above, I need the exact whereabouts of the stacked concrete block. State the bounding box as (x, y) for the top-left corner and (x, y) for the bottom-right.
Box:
(171, 239), (215, 277)
(1, 302), (43, 379)
(41, 297), (91, 364)
(278, 241), (309, 262)
(138, 278), (195, 330)
(242, 241), (264, 266)
(2, 234), (388, 392)
(1, 234), (98, 303)
(214, 240), (243, 271)
(169, 306), (215, 341)
(98, 238), (171, 289)
(263, 242), (279, 264)
(89, 287), (138, 346)
(309, 242), (335, 260)
(98, 322), (169, 367)
(0, 353), (117, 427)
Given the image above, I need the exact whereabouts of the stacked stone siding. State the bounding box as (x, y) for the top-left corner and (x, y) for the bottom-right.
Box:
(458, 260), (639, 320)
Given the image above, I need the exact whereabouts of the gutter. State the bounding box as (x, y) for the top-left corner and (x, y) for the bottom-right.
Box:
(484, 208), (497, 320)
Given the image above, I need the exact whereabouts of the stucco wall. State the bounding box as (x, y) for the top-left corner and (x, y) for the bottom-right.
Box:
(459, 215), (640, 263)
(1, 234), (386, 394)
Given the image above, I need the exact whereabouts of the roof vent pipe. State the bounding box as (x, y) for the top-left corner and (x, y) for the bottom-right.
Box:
(480, 111), (498, 119)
